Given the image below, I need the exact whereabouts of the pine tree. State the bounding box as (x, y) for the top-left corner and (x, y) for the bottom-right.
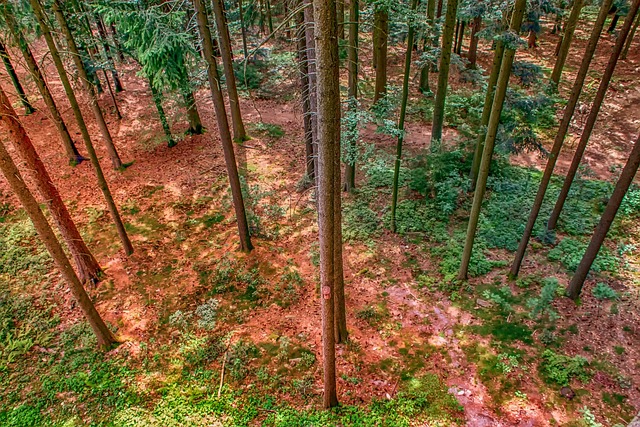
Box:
(510, 0), (613, 278)
(546, 0), (640, 233)
(297, 4), (315, 183)
(550, 0), (584, 86)
(373, 8), (389, 102)
(343, 0), (359, 191)
(0, 41), (35, 115)
(621, 6), (640, 59)
(193, 0), (253, 253)
(0, 123), (116, 350)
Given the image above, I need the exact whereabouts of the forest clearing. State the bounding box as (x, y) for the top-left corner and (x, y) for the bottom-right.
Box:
(0, 0), (639, 425)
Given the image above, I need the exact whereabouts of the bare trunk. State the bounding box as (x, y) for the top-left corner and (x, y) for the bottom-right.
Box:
(467, 16), (481, 68)
(622, 8), (640, 59)
(551, 0), (584, 86)
(238, 0), (249, 58)
(297, 6), (315, 183)
(149, 80), (176, 147)
(193, 0), (253, 252)
(344, 0), (358, 191)
(0, 41), (35, 115)
(373, 9), (388, 102)
(94, 14), (124, 92)
(304, 0), (319, 184)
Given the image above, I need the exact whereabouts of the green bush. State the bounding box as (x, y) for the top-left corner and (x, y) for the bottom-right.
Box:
(539, 349), (589, 386)
(591, 282), (618, 300)
(547, 238), (618, 273)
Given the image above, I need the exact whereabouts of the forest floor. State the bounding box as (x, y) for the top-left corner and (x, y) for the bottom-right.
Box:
(1, 11), (640, 427)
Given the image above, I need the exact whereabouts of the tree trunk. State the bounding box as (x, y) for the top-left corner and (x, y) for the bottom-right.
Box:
(436, 0), (443, 18)
(30, 0), (133, 256)
(607, 13), (619, 33)
(373, 9), (389, 102)
(313, 0), (340, 407)
(458, 0), (527, 280)
(430, 0), (459, 150)
(0, 87), (102, 284)
(509, 0), (613, 278)
(337, 0), (345, 40)
(469, 11), (509, 188)
(621, 8), (640, 59)
(193, 0), (254, 252)
(467, 16), (482, 68)
(567, 131), (640, 299)
(1, 8), (83, 164)
(344, 0), (358, 191)
(178, 61), (204, 135)
(419, 0), (436, 93)
(212, 0), (248, 141)
(391, 0), (419, 233)
(149, 80), (176, 147)
(110, 23), (126, 62)
(238, 0), (249, 58)
(453, 20), (460, 53)
(527, 30), (538, 49)
(0, 41), (35, 115)
(0, 131), (116, 350)
(102, 70), (122, 120)
(49, 0), (124, 170)
(547, 0), (640, 232)
(456, 21), (465, 55)
(550, 0), (584, 86)
(266, 0), (274, 33)
(304, 0), (319, 184)
(94, 14), (124, 92)
(297, 5), (315, 183)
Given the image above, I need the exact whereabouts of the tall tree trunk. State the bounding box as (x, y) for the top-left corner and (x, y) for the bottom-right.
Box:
(266, 0), (274, 33)
(0, 86), (102, 284)
(110, 23), (126, 62)
(94, 14), (124, 92)
(30, 0), (133, 256)
(373, 9), (388, 102)
(2, 9), (83, 164)
(177, 62), (204, 135)
(419, 0), (436, 94)
(212, 0), (248, 141)
(337, 0), (345, 40)
(0, 41), (35, 115)
(0, 130), (116, 350)
(621, 8), (640, 59)
(193, 0), (253, 252)
(48, 0), (124, 170)
(313, 0), (340, 407)
(344, 0), (359, 191)
(238, 0), (249, 58)
(436, 0), (443, 18)
(550, 0), (584, 86)
(467, 16), (482, 68)
(566, 130), (640, 299)
(297, 6), (315, 184)
(149, 80), (176, 147)
(456, 20), (465, 55)
(304, 0), (319, 183)
(102, 69), (122, 120)
(607, 13), (619, 33)
(510, 0), (613, 278)
(547, 0), (640, 232)
(391, 0), (419, 233)
(469, 10), (509, 188)
(453, 20), (460, 53)
(458, 0), (527, 280)
(430, 0), (459, 150)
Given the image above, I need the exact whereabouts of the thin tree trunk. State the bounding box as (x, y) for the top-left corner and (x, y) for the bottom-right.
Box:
(266, 0), (274, 33)
(373, 9), (388, 102)
(0, 41), (35, 115)
(193, 0), (253, 252)
(2, 10), (83, 164)
(30, 0), (133, 256)
(566, 131), (640, 299)
(212, 0), (248, 141)
(509, 0), (613, 278)
(149, 80), (176, 147)
(178, 62), (204, 135)
(0, 130), (116, 350)
(430, 0), (459, 150)
(297, 6), (315, 183)
(547, 0), (640, 232)
(313, 0), (339, 407)
(419, 0), (436, 93)
(343, 0), (358, 191)
(453, 20), (460, 53)
(49, 0), (124, 170)
(238, 0), (249, 58)
(102, 70), (122, 120)
(337, 0), (345, 40)
(467, 16), (481, 68)
(436, 0), (443, 18)
(622, 8), (640, 59)
(607, 14), (619, 33)
(304, 0), (319, 184)
(391, 0), (419, 233)
(110, 23), (126, 62)
(458, 0), (527, 280)
(0, 86), (102, 284)
(94, 14), (124, 92)
(456, 21), (465, 55)
(550, 0), (584, 86)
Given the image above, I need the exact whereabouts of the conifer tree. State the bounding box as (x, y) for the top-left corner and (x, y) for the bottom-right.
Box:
(343, 0), (359, 191)
(373, 7), (389, 102)
(621, 6), (640, 59)
(0, 41), (35, 115)
(550, 0), (584, 86)
(297, 4), (315, 183)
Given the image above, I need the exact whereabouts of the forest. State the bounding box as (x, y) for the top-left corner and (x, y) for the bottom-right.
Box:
(0, 0), (639, 425)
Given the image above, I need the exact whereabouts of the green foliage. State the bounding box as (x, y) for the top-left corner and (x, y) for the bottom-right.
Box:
(0, 218), (50, 277)
(481, 287), (514, 313)
(249, 122), (285, 139)
(194, 299), (219, 331)
(341, 98), (373, 167)
(591, 283), (618, 300)
(579, 407), (603, 427)
(539, 350), (589, 386)
(227, 340), (260, 381)
(547, 238), (618, 273)
(527, 278), (560, 320)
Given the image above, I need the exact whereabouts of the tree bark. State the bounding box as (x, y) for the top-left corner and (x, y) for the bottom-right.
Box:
(547, 0), (640, 232)
(0, 86), (102, 284)
(607, 13), (619, 33)
(337, 0), (345, 40)
(373, 9), (389, 102)
(94, 14), (124, 92)
(149, 79), (176, 147)
(391, 0), (419, 233)
(550, 0), (584, 86)
(510, 0), (613, 278)
(304, 0), (319, 184)
(567, 131), (640, 299)
(1, 9), (83, 164)
(0, 129), (116, 350)
(297, 6), (315, 183)
(0, 41), (35, 115)
(459, 0), (527, 280)
(453, 20), (460, 53)
(621, 8), (640, 59)
(110, 23), (126, 62)
(266, 0), (274, 33)
(211, 0), (248, 141)
(49, 0), (124, 170)
(30, 0), (133, 256)
(313, 0), (340, 406)
(344, 0), (358, 191)
(102, 69), (122, 120)
(419, 0), (436, 93)
(430, 0), (459, 150)
(193, 0), (253, 252)
(238, 0), (249, 58)
(467, 16), (482, 68)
